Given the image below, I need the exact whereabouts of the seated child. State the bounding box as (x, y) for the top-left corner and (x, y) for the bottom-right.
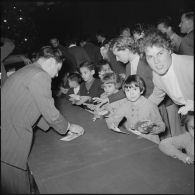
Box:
(76, 61), (104, 105)
(92, 72), (125, 120)
(96, 59), (113, 80)
(57, 72), (82, 98)
(159, 111), (194, 164)
(106, 75), (165, 144)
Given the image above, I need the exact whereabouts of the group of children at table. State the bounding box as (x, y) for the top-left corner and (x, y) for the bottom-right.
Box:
(58, 60), (194, 165)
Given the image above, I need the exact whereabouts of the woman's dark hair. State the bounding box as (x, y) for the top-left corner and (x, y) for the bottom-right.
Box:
(122, 75), (145, 94)
(37, 46), (64, 63)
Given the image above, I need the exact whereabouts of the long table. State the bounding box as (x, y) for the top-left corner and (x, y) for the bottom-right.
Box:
(28, 97), (194, 194)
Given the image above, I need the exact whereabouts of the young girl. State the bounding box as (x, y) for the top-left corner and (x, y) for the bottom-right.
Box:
(106, 75), (165, 144)
(159, 111), (194, 164)
(76, 61), (104, 105)
(92, 72), (125, 120)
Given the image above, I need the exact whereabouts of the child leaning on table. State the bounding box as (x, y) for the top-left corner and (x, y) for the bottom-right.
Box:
(76, 61), (104, 105)
(58, 72), (82, 97)
(92, 72), (125, 120)
(159, 111), (194, 164)
(106, 75), (165, 144)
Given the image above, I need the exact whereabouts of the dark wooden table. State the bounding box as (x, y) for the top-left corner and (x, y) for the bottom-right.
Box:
(28, 97), (194, 194)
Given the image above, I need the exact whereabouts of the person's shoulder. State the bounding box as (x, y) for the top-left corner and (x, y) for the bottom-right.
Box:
(172, 53), (193, 66)
(144, 97), (158, 108)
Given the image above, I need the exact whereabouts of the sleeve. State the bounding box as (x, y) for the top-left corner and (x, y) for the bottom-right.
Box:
(148, 85), (166, 105)
(108, 89), (126, 103)
(36, 116), (50, 131)
(29, 72), (69, 134)
(159, 134), (190, 162)
(106, 103), (126, 128)
(149, 102), (165, 133)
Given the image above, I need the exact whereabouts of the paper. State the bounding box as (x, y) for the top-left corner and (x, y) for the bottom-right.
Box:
(110, 126), (131, 135)
(60, 131), (83, 141)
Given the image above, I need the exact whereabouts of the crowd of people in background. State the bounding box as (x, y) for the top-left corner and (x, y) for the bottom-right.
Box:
(1, 10), (194, 194)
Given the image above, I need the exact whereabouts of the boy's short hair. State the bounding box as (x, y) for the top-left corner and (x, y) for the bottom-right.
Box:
(141, 28), (173, 54)
(122, 75), (145, 94)
(79, 61), (95, 71)
(181, 111), (194, 132)
(96, 59), (112, 73)
(101, 72), (123, 89)
(67, 72), (82, 84)
(110, 36), (139, 54)
(37, 46), (64, 63)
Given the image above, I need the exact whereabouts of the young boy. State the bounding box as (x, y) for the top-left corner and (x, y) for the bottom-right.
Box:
(106, 75), (165, 144)
(159, 111), (194, 164)
(58, 72), (82, 98)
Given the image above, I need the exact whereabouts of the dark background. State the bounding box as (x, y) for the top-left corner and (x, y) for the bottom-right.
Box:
(1, 0), (194, 53)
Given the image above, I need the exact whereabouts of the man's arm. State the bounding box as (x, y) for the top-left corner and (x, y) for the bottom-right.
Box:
(148, 85), (166, 106)
(29, 72), (69, 134)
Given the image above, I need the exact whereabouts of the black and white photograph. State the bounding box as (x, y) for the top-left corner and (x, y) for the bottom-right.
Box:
(1, 0), (194, 194)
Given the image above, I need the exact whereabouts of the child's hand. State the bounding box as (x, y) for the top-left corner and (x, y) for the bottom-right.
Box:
(93, 97), (109, 106)
(74, 96), (91, 105)
(60, 87), (69, 94)
(183, 156), (194, 164)
(150, 125), (162, 135)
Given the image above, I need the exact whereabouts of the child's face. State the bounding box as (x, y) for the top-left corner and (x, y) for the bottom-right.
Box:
(103, 83), (116, 95)
(99, 64), (113, 79)
(187, 116), (194, 138)
(68, 80), (79, 88)
(80, 67), (94, 82)
(124, 83), (142, 102)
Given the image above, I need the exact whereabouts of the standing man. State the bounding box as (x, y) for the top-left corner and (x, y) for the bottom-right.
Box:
(178, 11), (194, 55)
(1, 46), (84, 194)
(157, 16), (182, 53)
(141, 29), (194, 135)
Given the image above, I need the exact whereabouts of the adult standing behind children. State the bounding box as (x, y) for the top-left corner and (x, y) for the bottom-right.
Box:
(178, 11), (194, 55)
(1, 46), (84, 194)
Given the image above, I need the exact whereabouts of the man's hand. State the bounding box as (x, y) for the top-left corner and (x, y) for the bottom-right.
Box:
(178, 100), (194, 115)
(69, 124), (84, 135)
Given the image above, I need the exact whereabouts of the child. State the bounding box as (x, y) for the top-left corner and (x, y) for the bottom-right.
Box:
(57, 72), (82, 98)
(76, 61), (104, 105)
(96, 60), (113, 80)
(159, 111), (194, 164)
(92, 72), (125, 120)
(106, 75), (165, 144)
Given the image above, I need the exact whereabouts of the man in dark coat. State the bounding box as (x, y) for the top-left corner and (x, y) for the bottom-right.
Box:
(178, 11), (194, 55)
(1, 46), (84, 194)
(67, 38), (91, 69)
(79, 35), (102, 64)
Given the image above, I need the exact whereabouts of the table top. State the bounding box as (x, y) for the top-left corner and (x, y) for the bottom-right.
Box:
(28, 97), (194, 194)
